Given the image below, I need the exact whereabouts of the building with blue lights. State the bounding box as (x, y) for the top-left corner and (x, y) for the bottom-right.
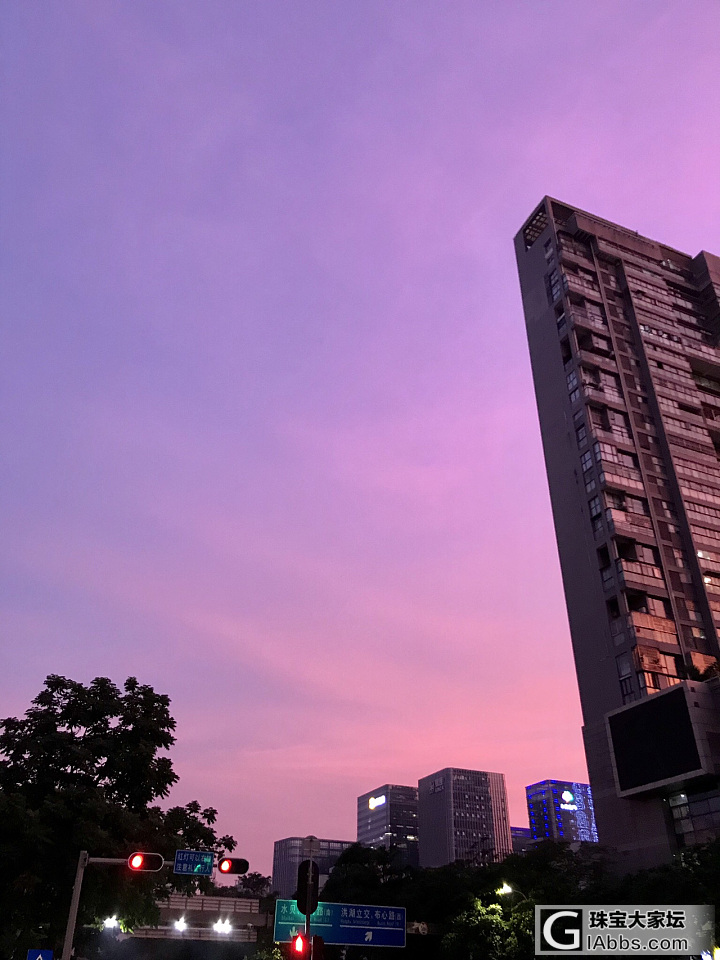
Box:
(526, 779), (598, 843)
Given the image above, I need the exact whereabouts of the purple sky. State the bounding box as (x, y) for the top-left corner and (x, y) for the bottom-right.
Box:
(3, 2), (720, 875)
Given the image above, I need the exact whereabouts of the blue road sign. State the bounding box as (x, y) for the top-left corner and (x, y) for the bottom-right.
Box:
(274, 900), (406, 947)
(27, 952), (53, 960)
(173, 849), (214, 876)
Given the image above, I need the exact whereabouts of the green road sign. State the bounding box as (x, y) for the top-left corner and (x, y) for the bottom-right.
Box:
(275, 900), (406, 947)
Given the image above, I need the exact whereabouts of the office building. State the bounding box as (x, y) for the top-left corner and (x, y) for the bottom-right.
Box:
(510, 825), (534, 854)
(357, 783), (419, 867)
(417, 767), (512, 866)
(271, 837), (353, 899)
(515, 198), (720, 868)
(526, 779), (598, 843)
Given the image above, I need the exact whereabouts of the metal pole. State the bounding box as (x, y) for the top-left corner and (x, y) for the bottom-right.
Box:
(305, 855), (313, 952)
(61, 850), (89, 960)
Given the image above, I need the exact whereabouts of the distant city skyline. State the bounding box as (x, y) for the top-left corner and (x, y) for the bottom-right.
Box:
(3, 2), (720, 874)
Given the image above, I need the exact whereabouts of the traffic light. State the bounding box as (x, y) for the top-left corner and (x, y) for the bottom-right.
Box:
(296, 859), (319, 915)
(291, 933), (310, 958)
(127, 852), (164, 872)
(217, 856), (249, 875)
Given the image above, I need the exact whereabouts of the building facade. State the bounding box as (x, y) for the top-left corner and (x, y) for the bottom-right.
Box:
(417, 767), (512, 866)
(271, 837), (353, 899)
(357, 783), (419, 867)
(510, 825), (534, 854)
(526, 779), (598, 843)
(515, 198), (720, 868)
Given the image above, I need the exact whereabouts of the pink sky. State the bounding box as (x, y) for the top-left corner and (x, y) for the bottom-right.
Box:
(2, 2), (720, 875)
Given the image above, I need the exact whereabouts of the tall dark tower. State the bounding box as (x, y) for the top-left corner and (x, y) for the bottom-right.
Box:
(356, 784), (419, 867)
(515, 199), (720, 868)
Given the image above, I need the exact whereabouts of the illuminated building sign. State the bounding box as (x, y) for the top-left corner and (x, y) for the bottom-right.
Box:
(560, 789), (577, 811)
(368, 795), (386, 810)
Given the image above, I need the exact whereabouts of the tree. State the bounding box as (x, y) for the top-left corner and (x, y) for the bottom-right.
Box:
(234, 871), (274, 898)
(0, 675), (235, 959)
(320, 844), (405, 905)
(0, 675), (177, 810)
(441, 902), (509, 960)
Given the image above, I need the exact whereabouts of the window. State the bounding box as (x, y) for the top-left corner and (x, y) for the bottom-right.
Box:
(616, 655), (632, 678)
(626, 495), (649, 516)
(647, 596), (671, 619)
(608, 409), (632, 440)
(636, 543), (659, 564)
(545, 270), (562, 304)
(619, 450), (639, 469)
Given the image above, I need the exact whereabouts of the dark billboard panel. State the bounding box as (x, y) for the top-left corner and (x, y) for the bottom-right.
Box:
(608, 687), (701, 792)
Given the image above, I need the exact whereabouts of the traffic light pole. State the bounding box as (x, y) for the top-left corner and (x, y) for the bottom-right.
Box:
(61, 850), (89, 960)
(305, 856), (313, 951)
(61, 851), (131, 960)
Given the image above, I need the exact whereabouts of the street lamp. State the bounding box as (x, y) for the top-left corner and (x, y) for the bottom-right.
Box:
(214, 918), (232, 934)
(103, 916), (119, 929)
(496, 882), (528, 902)
(174, 917), (187, 931)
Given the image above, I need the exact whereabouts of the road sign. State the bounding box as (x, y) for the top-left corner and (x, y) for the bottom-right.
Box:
(275, 900), (406, 948)
(27, 952), (53, 960)
(173, 849), (214, 876)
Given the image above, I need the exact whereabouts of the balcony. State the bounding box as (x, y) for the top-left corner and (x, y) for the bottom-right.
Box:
(627, 611), (680, 648)
(605, 508), (654, 538)
(600, 466), (645, 493)
(616, 560), (665, 593)
(617, 559), (663, 581)
(568, 309), (608, 333)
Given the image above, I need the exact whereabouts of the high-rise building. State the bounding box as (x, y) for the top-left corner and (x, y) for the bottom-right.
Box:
(526, 779), (598, 843)
(357, 783), (419, 867)
(417, 767), (512, 866)
(515, 198), (720, 868)
(510, 825), (534, 854)
(271, 837), (353, 899)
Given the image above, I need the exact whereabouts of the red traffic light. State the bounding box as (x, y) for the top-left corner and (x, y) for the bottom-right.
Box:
(127, 851), (164, 872)
(292, 934), (309, 956)
(218, 856), (249, 875)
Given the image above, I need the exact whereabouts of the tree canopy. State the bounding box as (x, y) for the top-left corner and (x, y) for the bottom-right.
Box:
(321, 839), (720, 960)
(0, 674), (235, 959)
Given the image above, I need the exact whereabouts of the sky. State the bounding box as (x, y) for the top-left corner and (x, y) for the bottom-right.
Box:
(2, 1), (720, 876)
